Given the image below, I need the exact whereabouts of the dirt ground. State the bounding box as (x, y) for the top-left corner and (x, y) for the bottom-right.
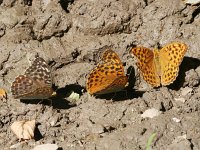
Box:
(0, 0), (200, 149)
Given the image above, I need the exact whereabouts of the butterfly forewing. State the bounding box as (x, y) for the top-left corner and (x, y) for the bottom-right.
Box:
(87, 62), (127, 94)
(102, 49), (122, 64)
(24, 57), (52, 87)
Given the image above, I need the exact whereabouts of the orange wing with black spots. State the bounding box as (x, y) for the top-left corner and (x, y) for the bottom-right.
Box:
(131, 47), (160, 87)
(86, 49), (128, 95)
(102, 49), (122, 64)
(159, 42), (187, 85)
(130, 42), (187, 87)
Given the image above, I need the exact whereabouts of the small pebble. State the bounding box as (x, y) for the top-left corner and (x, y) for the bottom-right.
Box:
(91, 124), (105, 134)
(181, 87), (193, 96)
(141, 108), (161, 118)
(183, 0), (200, 5)
(69, 92), (80, 101)
(33, 144), (58, 150)
(174, 97), (186, 103)
(172, 117), (181, 123)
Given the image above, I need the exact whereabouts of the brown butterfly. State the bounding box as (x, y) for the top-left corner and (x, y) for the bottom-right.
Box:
(11, 56), (55, 99)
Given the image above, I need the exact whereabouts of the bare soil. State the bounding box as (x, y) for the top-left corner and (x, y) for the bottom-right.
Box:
(0, 0), (200, 149)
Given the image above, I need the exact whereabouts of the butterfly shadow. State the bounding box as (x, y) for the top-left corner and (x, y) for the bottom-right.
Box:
(95, 66), (145, 101)
(124, 66), (145, 99)
(20, 84), (84, 109)
(34, 123), (43, 141)
(168, 56), (200, 90)
(51, 84), (85, 109)
(19, 97), (73, 110)
(94, 88), (145, 101)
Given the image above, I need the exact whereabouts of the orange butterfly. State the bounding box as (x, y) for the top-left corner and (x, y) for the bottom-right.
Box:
(130, 42), (187, 87)
(86, 49), (128, 95)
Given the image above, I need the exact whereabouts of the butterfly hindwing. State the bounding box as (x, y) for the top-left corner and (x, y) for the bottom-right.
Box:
(11, 75), (35, 99)
(101, 76), (128, 94)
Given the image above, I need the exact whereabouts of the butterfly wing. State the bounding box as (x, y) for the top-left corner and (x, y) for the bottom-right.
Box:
(86, 50), (128, 95)
(100, 75), (128, 95)
(102, 49), (126, 77)
(159, 42), (187, 85)
(131, 47), (160, 87)
(11, 75), (34, 99)
(25, 56), (52, 87)
(86, 62), (128, 95)
(102, 49), (122, 64)
(11, 75), (53, 99)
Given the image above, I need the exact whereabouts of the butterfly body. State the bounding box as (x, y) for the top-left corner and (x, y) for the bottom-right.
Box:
(11, 57), (55, 99)
(150, 49), (162, 79)
(86, 49), (128, 95)
(131, 42), (187, 87)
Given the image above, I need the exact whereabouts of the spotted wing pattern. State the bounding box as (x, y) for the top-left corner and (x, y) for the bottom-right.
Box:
(131, 47), (160, 87)
(11, 56), (54, 99)
(130, 42), (187, 87)
(86, 49), (128, 95)
(159, 42), (187, 85)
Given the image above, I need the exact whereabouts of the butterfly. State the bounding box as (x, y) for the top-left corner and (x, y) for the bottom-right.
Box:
(86, 49), (128, 95)
(11, 56), (55, 99)
(130, 42), (188, 87)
